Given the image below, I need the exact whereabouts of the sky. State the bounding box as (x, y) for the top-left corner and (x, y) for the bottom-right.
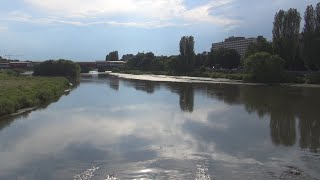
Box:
(0, 0), (318, 61)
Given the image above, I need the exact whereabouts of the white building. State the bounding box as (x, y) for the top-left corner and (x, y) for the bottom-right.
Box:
(212, 36), (258, 57)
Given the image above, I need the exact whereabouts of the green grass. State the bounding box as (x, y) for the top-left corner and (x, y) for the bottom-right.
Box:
(0, 71), (70, 116)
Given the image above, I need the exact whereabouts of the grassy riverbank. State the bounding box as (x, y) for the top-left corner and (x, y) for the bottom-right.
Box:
(0, 71), (70, 116)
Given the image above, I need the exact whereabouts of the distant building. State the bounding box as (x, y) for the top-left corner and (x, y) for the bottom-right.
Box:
(0, 61), (33, 69)
(212, 36), (258, 57)
(0, 62), (9, 69)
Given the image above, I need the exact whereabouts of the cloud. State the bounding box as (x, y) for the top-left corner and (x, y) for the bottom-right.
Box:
(19, 0), (240, 28)
(2, 13), (188, 29)
(0, 25), (8, 32)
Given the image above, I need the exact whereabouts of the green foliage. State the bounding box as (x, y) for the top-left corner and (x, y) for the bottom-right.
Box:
(195, 52), (209, 68)
(245, 36), (273, 58)
(106, 51), (119, 61)
(80, 66), (93, 73)
(0, 69), (18, 77)
(282, 72), (306, 84)
(121, 54), (134, 62)
(211, 48), (241, 69)
(316, 3), (320, 31)
(244, 52), (285, 83)
(302, 4), (320, 70)
(272, 8), (301, 70)
(0, 72), (69, 116)
(179, 36), (195, 70)
(33, 59), (80, 78)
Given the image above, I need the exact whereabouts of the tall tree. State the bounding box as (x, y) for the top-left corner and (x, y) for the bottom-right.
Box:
(179, 36), (195, 66)
(272, 9), (301, 70)
(316, 3), (320, 32)
(272, 10), (285, 59)
(302, 5), (316, 70)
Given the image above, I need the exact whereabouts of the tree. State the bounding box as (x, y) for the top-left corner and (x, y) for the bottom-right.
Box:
(272, 8), (301, 70)
(179, 36), (195, 67)
(211, 48), (241, 69)
(122, 54), (134, 62)
(33, 59), (81, 78)
(195, 52), (209, 68)
(302, 5), (317, 70)
(140, 52), (155, 70)
(244, 52), (285, 82)
(316, 3), (320, 31)
(272, 10), (285, 59)
(106, 51), (119, 61)
(245, 36), (273, 58)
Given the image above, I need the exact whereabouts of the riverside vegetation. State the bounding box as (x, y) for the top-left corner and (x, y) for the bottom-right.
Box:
(108, 3), (320, 84)
(0, 60), (80, 117)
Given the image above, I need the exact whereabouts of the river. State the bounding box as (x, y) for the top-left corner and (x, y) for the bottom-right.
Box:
(0, 74), (319, 180)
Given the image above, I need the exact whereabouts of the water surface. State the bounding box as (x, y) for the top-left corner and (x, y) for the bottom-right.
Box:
(0, 75), (319, 179)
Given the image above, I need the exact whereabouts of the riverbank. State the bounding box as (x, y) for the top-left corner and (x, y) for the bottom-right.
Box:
(110, 69), (320, 84)
(0, 71), (70, 117)
(105, 72), (320, 88)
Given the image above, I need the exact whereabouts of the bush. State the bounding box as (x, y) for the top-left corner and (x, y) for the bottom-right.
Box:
(211, 48), (241, 69)
(282, 72), (305, 84)
(305, 73), (320, 84)
(244, 52), (285, 83)
(33, 59), (80, 78)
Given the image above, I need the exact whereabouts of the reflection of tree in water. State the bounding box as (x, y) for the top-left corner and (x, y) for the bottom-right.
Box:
(297, 89), (320, 153)
(270, 111), (296, 146)
(0, 111), (32, 131)
(239, 86), (320, 151)
(121, 79), (159, 94)
(108, 77), (120, 91)
(166, 83), (194, 113)
(206, 84), (240, 105)
(114, 77), (320, 151)
(240, 86), (298, 146)
(178, 84), (194, 112)
(134, 81), (158, 94)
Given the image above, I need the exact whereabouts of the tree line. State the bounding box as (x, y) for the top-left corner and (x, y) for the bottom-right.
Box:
(107, 3), (320, 83)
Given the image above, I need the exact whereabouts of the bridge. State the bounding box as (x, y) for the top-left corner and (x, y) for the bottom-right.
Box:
(0, 60), (126, 70)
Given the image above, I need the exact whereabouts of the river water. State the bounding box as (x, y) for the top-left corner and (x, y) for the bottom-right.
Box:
(0, 74), (319, 180)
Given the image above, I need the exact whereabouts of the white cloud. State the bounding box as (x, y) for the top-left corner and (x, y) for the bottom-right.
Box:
(20, 0), (239, 28)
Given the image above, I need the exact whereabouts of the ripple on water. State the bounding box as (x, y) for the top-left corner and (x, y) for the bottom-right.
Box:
(73, 166), (99, 180)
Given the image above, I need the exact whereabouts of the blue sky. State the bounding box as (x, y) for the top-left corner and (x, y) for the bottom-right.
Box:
(0, 0), (318, 61)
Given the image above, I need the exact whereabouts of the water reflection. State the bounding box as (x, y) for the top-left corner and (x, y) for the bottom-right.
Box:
(108, 77), (320, 152)
(108, 76), (120, 91)
(0, 75), (319, 179)
(168, 83), (194, 113)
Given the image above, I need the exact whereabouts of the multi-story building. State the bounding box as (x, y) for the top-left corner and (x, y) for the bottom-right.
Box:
(212, 36), (258, 57)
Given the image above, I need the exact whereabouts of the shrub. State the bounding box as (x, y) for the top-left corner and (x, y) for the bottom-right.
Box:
(244, 52), (285, 83)
(0, 99), (15, 116)
(305, 73), (320, 84)
(33, 59), (80, 78)
(211, 48), (241, 69)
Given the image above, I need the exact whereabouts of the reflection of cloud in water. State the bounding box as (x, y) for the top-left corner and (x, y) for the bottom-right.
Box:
(0, 102), (263, 178)
(1, 78), (319, 179)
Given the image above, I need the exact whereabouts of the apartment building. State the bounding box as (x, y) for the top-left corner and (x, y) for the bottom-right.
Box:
(212, 36), (258, 57)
